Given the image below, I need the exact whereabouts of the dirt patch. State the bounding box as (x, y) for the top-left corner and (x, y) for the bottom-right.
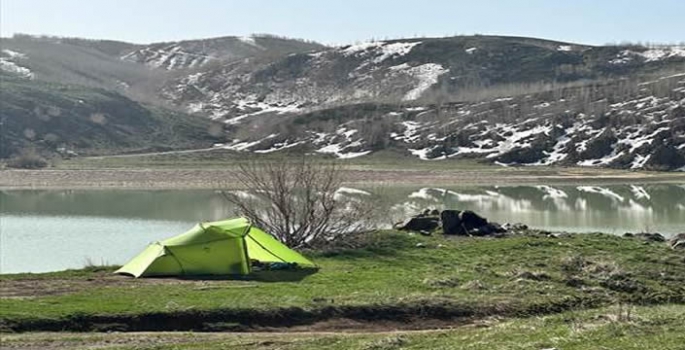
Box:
(0, 272), (260, 299)
(2, 326), (485, 350)
(1, 295), (605, 333)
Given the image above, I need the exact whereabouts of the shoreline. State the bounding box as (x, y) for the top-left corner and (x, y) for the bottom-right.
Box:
(2, 167), (684, 190)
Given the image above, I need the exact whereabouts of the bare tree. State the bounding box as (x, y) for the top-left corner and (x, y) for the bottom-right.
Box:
(221, 156), (378, 248)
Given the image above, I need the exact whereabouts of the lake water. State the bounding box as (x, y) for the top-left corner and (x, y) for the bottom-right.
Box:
(1, 184), (684, 273)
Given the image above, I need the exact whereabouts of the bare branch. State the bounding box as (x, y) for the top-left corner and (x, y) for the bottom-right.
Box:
(221, 156), (375, 247)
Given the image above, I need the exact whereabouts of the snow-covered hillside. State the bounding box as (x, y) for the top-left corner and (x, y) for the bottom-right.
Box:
(163, 36), (685, 128)
(162, 39), (443, 120)
(4, 33), (685, 171)
(215, 72), (685, 170)
(121, 35), (324, 70)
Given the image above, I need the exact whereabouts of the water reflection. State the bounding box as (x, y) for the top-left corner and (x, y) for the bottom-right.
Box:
(390, 185), (685, 235)
(1, 184), (684, 273)
(1, 185), (684, 234)
(0, 190), (234, 222)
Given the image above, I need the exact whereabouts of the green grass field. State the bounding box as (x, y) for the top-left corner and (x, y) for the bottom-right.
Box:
(1, 231), (683, 334)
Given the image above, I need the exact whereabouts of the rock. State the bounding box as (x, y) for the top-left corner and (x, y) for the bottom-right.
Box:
(631, 232), (666, 243)
(441, 209), (506, 236)
(441, 210), (466, 235)
(503, 222), (528, 231)
(480, 222), (505, 236)
(395, 216), (440, 232)
(459, 210), (489, 229)
(415, 242), (426, 248)
(669, 233), (685, 250)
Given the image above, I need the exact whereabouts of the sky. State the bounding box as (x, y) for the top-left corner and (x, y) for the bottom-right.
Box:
(1, 0), (684, 46)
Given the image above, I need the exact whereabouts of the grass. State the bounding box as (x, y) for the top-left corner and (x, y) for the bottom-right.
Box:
(5, 148), (682, 191)
(1, 231), (683, 332)
(44, 149), (685, 184)
(51, 148), (503, 170)
(1, 304), (684, 349)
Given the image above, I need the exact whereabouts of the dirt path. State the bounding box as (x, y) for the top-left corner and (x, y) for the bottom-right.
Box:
(2, 167), (683, 189)
(0, 325), (484, 349)
(83, 147), (221, 160)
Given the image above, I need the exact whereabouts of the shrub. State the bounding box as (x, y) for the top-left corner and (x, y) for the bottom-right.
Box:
(6, 149), (48, 169)
(221, 155), (379, 248)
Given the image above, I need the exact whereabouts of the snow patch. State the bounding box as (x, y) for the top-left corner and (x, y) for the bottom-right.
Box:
(388, 63), (411, 71)
(409, 146), (447, 160)
(226, 101), (302, 124)
(238, 35), (265, 50)
(638, 47), (685, 62)
(341, 42), (381, 56)
(316, 143), (370, 159)
(0, 57), (33, 79)
(578, 150), (624, 167)
(342, 41), (420, 63)
(253, 140), (305, 153)
(223, 134), (278, 151)
(336, 187), (371, 196)
(373, 42), (420, 63)
(2, 49), (27, 59)
(610, 47), (685, 64)
(393, 121), (424, 143)
(630, 154), (651, 169)
(402, 64), (448, 101)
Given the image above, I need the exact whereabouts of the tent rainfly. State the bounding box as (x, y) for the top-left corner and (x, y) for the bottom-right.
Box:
(115, 217), (315, 277)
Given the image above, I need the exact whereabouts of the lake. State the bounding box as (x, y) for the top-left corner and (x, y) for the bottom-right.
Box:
(1, 184), (684, 273)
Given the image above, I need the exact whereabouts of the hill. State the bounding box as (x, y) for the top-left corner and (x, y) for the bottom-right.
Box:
(0, 34), (325, 161)
(216, 71), (685, 170)
(0, 77), (225, 160)
(163, 35), (685, 122)
(121, 34), (325, 70)
(2, 34), (684, 170)
(1, 34), (325, 98)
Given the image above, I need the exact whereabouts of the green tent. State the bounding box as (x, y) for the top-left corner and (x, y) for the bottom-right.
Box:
(115, 217), (316, 278)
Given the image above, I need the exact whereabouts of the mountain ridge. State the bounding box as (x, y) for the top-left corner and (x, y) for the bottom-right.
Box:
(1, 33), (684, 170)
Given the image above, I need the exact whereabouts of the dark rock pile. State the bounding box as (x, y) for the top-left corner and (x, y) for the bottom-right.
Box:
(394, 216), (440, 235)
(440, 210), (506, 236)
(623, 232), (685, 250)
(394, 209), (685, 251)
(623, 232), (666, 242)
(394, 209), (517, 237)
